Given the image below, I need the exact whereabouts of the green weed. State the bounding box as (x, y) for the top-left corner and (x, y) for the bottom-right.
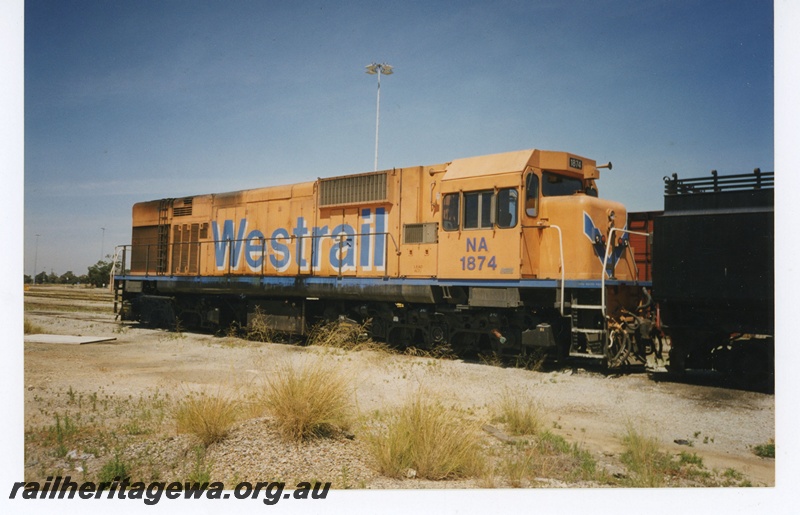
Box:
(97, 454), (129, 483)
(619, 426), (677, 487)
(753, 440), (775, 458)
(187, 446), (213, 484)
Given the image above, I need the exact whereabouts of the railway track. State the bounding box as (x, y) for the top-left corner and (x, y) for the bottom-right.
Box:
(24, 287), (773, 393)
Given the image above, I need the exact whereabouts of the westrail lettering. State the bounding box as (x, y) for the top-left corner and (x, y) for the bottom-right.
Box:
(212, 207), (387, 273)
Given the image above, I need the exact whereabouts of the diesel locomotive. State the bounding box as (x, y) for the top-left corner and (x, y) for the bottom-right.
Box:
(113, 149), (655, 367)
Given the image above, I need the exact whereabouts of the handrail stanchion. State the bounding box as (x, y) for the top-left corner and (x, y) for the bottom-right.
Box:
(533, 223), (565, 317)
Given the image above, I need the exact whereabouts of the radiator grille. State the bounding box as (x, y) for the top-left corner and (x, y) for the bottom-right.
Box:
(171, 223), (200, 274)
(403, 223), (438, 244)
(131, 225), (159, 274)
(319, 172), (388, 207)
(173, 197), (193, 217)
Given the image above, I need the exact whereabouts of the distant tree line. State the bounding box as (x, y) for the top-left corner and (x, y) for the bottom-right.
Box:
(24, 259), (114, 288)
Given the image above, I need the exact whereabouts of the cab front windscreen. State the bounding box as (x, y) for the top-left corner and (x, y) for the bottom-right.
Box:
(542, 172), (582, 197)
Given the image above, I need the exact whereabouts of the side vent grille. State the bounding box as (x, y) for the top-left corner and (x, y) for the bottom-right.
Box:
(171, 223), (200, 274)
(319, 172), (388, 207)
(403, 223), (438, 244)
(173, 197), (193, 217)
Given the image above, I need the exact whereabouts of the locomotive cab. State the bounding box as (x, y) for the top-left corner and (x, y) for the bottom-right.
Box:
(524, 169), (633, 282)
(437, 149), (636, 283)
(435, 149), (646, 365)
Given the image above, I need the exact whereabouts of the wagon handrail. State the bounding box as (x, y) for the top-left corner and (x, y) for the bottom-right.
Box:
(664, 169), (773, 195)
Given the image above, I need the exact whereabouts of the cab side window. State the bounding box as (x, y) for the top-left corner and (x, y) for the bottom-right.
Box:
(496, 188), (518, 228)
(464, 191), (493, 229)
(442, 193), (460, 231)
(525, 173), (539, 217)
(445, 188), (519, 230)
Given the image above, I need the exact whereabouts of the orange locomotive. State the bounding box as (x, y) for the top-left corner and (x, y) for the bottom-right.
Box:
(115, 149), (654, 367)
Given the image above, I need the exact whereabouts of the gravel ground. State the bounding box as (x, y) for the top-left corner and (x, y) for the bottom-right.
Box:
(21, 286), (776, 492)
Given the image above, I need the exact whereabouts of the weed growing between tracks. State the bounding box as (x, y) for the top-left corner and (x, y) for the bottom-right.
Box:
(305, 318), (393, 354)
(97, 453), (129, 483)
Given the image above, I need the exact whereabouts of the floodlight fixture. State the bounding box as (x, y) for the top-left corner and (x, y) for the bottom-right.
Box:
(365, 62), (394, 171)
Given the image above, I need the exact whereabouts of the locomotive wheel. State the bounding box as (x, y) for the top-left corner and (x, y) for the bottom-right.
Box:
(605, 328), (631, 368)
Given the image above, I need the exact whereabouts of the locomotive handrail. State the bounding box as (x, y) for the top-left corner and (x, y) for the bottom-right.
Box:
(113, 245), (125, 275)
(117, 230), (398, 279)
(533, 222), (566, 317)
(601, 228), (650, 317)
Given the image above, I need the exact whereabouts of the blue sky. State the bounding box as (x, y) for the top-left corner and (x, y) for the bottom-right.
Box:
(23, 0), (775, 275)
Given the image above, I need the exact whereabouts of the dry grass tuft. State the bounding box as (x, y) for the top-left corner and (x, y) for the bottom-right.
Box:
(245, 306), (278, 342)
(262, 359), (352, 441)
(478, 351), (504, 368)
(174, 391), (239, 446)
(403, 342), (457, 360)
(494, 391), (542, 436)
(365, 391), (486, 480)
(306, 318), (388, 353)
(513, 349), (549, 371)
(24, 318), (44, 335)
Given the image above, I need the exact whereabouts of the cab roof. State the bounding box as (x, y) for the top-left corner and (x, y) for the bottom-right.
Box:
(442, 149), (535, 182)
(442, 149), (598, 182)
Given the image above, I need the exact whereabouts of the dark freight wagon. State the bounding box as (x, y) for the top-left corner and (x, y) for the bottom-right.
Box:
(651, 169), (774, 374)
